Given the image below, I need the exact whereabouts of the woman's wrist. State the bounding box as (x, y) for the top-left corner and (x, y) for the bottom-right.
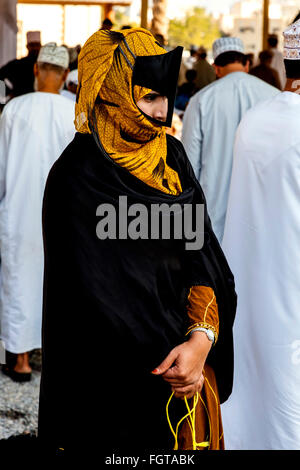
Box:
(188, 330), (213, 354)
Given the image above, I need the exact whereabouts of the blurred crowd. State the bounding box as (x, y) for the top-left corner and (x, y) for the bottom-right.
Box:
(175, 32), (285, 117)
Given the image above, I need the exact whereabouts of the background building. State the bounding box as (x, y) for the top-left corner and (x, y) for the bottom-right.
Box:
(220, 0), (299, 57)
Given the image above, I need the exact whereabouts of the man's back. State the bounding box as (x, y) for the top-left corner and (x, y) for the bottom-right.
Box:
(0, 91), (75, 354)
(0, 92), (75, 205)
(221, 91), (300, 449)
(231, 91), (300, 163)
(182, 71), (279, 242)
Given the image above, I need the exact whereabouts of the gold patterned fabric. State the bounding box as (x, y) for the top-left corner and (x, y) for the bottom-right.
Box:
(75, 27), (182, 195)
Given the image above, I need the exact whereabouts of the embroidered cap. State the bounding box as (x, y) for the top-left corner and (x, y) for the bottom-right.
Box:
(212, 37), (244, 61)
(37, 42), (69, 69)
(283, 19), (300, 60)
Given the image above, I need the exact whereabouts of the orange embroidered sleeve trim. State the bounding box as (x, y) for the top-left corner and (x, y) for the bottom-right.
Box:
(186, 286), (219, 343)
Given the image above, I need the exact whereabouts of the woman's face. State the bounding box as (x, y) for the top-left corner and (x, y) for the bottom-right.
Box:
(136, 91), (168, 123)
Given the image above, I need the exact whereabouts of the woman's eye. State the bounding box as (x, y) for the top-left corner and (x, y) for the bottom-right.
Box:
(144, 94), (158, 102)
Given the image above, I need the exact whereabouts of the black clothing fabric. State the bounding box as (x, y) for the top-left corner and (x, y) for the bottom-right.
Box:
(132, 46), (183, 126)
(175, 82), (198, 110)
(249, 64), (281, 89)
(0, 54), (36, 98)
(38, 132), (236, 454)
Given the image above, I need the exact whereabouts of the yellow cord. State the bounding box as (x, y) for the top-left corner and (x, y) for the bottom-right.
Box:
(166, 392), (210, 450)
(198, 394), (212, 449)
(204, 376), (219, 445)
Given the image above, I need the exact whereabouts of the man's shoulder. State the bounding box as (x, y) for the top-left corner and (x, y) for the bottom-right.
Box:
(227, 71), (265, 85)
(246, 91), (300, 115)
(190, 72), (252, 103)
(229, 71), (280, 97)
(236, 92), (296, 137)
(20, 92), (75, 118)
(236, 93), (300, 164)
(2, 92), (36, 115)
(189, 77), (220, 104)
(4, 91), (73, 114)
(39, 92), (74, 105)
(50, 93), (75, 112)
(240, 92), (279, 118)
(192, 71), (250, 98)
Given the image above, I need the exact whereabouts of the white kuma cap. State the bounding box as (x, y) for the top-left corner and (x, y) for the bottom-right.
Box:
(212, 37), (244, 61)
(283, 19), (300, 60)
(37, 42), (69, 69)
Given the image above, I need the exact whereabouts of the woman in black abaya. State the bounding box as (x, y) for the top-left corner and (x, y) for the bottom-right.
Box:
(38, 28), (236, 455)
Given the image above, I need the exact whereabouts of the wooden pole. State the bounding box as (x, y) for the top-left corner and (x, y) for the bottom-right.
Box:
(103, 3), (114, 21)
(61, 5), (66, 44)
(141, 0), (148, 29)
(262, 0), (270, 50)
(151, 0), (168, 44)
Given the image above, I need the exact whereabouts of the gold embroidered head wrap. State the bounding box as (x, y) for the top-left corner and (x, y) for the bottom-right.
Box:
(75, 28), (183, 195)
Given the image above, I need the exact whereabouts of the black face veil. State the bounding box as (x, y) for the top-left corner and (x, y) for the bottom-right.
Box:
(132, 46), (183, 127)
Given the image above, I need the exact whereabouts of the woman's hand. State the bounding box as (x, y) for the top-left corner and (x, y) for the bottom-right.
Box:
(151, 332), (212, 399)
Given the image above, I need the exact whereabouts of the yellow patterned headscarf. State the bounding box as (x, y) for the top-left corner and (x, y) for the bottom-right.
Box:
(75, 28), (182, 195)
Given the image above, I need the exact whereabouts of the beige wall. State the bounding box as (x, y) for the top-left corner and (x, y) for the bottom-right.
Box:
(231, 17), (283, 56)
(17, 4), (102, 58)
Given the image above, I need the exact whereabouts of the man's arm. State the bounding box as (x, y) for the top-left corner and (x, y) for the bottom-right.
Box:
(181, 95), (203, 181)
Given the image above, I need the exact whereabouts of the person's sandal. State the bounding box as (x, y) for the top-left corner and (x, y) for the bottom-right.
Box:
(2, 365), (32, 382)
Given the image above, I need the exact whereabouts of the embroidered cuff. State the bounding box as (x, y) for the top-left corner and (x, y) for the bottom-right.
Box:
(185, 322), (219, 344)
